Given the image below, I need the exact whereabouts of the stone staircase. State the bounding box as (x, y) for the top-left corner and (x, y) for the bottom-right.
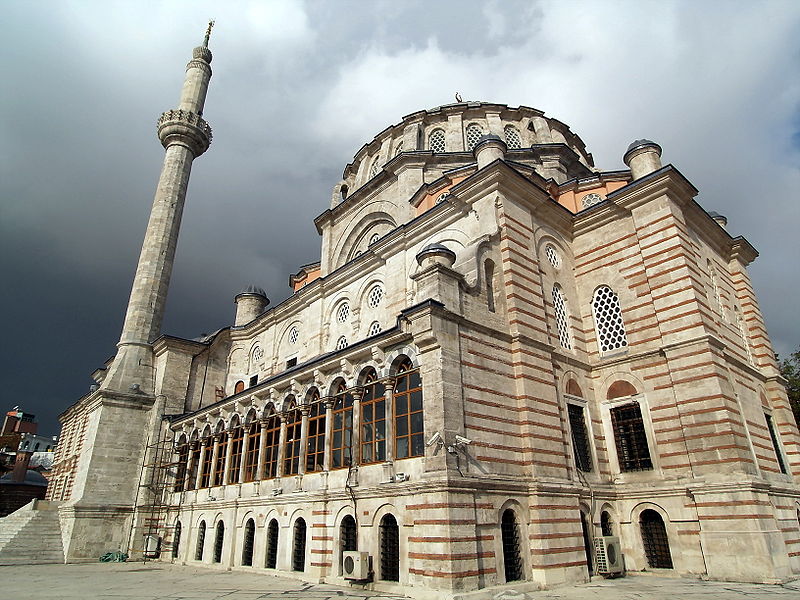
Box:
(0, 499), (64, 565)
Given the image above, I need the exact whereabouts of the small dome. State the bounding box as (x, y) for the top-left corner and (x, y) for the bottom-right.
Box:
(478, 133), (502, 143)
(238, 285), (267, 297)
(416, 243), (457, 266)
(0, 469), (48, 487)
(626, 139), (659, 153)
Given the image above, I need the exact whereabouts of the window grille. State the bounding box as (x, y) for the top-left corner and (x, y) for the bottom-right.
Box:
(466, 123), (483, 150)
(195, 521), (206, 561)
(288, 326), (298, 345)
(335, 336), (348, 350)
(172, 521), (182, 559)
(640, 510), (673, 568)
(369, 157), (380, 178)
(292, 518), (307, 572)
(708, 260), (723, 316)
(610, 402), (652, 471)
(592, 286), (628, 353)
(553, 285), (572, 350)
(174, 443), (189, 492)
(367, 285), (384, 308)
(261, 414), (281, 479)
(213, 435), (227, 486)
(369, 233), (380, 245)
(393, 359), (424, 459)
(251, 345), (263, 362)
(265, 519), (279, 568)
(582, 192), (604, 208)
(243, 422), (259, 482)
(436, 191), (449, 204)
(428, 128), (446, 152)
(568, 404), (592, 472)
(213, 521), (224, 563)
(501, 509), (523, 582)
(283, 408), (302, 476)
(368, 321), (382, 336)
(199, 438), (213, 488)
(600, 511), (613, 537)
(331, 383), (354, 469)
(394, 141), (403, 156)
(336, 302), (350, 323)
(340, 515), (358, 572)
(227, 427), (243, 484)
(765, 413), (788, 474)
(186, 444), (200, 490)
(360, 370), (386, 464)
(306, 398), (326, 473)
(242, 519), (255, 566)
(545, 243), (561, 269)
(504, 125), (522, 149)
(379, 514), (400, 581)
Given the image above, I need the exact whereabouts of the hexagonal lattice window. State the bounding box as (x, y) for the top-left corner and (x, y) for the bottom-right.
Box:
(369, 157), (380, 178)
(429, 129), (446, 153)
(466, 123), (483, 151)
(336, 302), (350, 323)
(288, 327), (298, 345)
(367, 285), (384, 309)
(552, 285), (572, 350)
(369, 233), (380, 245)
(368, 321), (382, 336)
(394, 141), (403, 157)
(335, 336), (348, 351)
(592, 286), (628, 353)
(251, 345), (264, 361)
(504, 125), (521, 149)
(582, 193), (604, 209)
(545, 244), (561, 269)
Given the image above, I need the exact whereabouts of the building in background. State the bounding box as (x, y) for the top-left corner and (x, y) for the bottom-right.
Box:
(2, 28), (796, 596)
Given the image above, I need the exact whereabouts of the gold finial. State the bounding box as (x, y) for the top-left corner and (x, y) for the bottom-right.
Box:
(203, 19), (215, 47)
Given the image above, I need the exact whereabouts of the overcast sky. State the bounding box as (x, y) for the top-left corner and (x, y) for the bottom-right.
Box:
(2, 0), (798, 436)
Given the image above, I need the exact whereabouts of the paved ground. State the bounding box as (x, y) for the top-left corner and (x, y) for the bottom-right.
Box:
(0, 562), (798, 600)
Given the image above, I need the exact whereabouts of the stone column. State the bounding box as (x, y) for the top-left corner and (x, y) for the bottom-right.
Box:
(276, 414), (288, 478)
(383, 379), (396, 463)
(351, 388), (363, 466)
(209, 436), (220, 487)
(298, 406), (310, 476)
(223, 431), (234, 485)
(185, 441), (198, 491)
(256, 419), (268, 480)
(239, 428), (250, 484)
(323, 399), (335, 472)
(195, 442), (207, 489)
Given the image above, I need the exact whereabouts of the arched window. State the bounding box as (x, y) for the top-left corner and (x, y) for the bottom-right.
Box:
(369, 157), (380, 179)
(335, 336), (348, 350)
(367, 284), (384, 307)
(234, 380), (245, 395)
(501, 509), (522, 582)
(600, 510), (613, 537)
(340, 184), (348, 202)
(394, 141), (403, 156)
(243, 422), (260, 482)
(734, 306), (754, 365)
(553, 285), (572, 350)
(331, 381), (354, 469)
(283, 405), (302, 476)
(261, 411), (281, 479)
(428, 128), (446, 152)
(292, 518), (307, 572)
(213, 434), (227, 486)
(336, 302), (350, 323)
(379, 514), (400, 581)
(640, 509), (673, 568)
(199, 436), (214, 488)
(567, 403), (592, 472)
(580, 510), (593, 574)
(339, 515), (358, 573)
(174, 440), (189, 492)
(504, 125), (521, 149)
(369, 233), (380, 246)
(242, 518), (255, 566)
(213, 521), (224, 563)
(592, 286), (628, 353)
(227, 425), (243, 484)
(305, 391), (325, 473)
(265, 519), (279, 569)
(545, 243), (561, 268)
(172, 521), (182, 559)
(485, 260), (496, 313)
(360, 370), (386, 464)
(466, 123), (483, 150)
(368, 321), (382, 336)
(393, 359), (424, 459)
(195, 521), (206, 561)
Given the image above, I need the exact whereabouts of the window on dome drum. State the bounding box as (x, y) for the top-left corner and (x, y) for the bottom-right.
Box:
(610, 403), (652, 472)
(283, 407), (302, 476)
(568, 404), (592, 472)
(360, 370), (386, 464)
(368, 321), (382, 336)
(331, 382), (354, 469)
(466, 123), (483, 150)
(213, 521), (224, 563)
(640, 510), (673, 568)
(394, 359), (424, 459)
(504, 125), (522, 149)
(261, 413), (281, 479)
(292, 518), (307, 572)
(335, 336), (348, 351)
(552, 285), (572, 350)
(501, 509), (523, 582)
(186, 443), (200, 490)
(199, 437), (213, 488)
(172, 521), (182, 559)
(227, 426), (243, 484)
(195, 521), (206, 561)
(367, 285), (383, 308)
(592, 286), (628, 353)
(369, 157), (380, 179)
(336, 302), (350, 323)
(265, 519), (279, 568)
(428, 128), (446, 152)
(242, 519), (255, 566)
(379, 514), (400, 581)
(213, 434), (227, 486)
(394, 141), (403, 156)
(243, 422), (259, 482)
(765, 413), (788, 474)
(305, 393), (325, 473)
(545, 243), (561, 269)
(234, 380), (245, 394)
(174, 442), (189, 492)
(581, 192), (604, 209)
(339, 515), (358, 573)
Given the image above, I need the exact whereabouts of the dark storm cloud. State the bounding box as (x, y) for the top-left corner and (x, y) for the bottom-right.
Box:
(2, 0), (798, 436)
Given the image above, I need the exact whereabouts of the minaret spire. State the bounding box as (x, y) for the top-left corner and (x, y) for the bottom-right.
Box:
(102, 27), (215, 394)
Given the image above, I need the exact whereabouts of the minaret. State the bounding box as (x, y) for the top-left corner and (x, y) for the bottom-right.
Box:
(103, 22), (215, 394)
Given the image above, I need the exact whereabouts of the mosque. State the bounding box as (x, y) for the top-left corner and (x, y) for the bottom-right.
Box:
(8, 25), (798, 596)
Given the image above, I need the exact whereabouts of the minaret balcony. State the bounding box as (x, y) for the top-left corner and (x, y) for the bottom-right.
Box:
(157, 109), (212, 156)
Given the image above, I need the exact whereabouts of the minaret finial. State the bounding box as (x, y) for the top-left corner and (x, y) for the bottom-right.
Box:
(203, 19), (215, 47)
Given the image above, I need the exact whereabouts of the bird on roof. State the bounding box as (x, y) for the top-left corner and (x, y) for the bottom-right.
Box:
(455, 92), (463, 102)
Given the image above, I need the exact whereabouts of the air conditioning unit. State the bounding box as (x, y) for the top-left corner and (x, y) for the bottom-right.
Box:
(342, 550), (370, 580)
(593, 536), (624, 576)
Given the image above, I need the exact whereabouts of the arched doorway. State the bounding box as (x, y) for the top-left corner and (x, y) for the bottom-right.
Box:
(213, 521), (224, 563)
(172, 521), (182, 559)
(339, 515), (357, 573)
(242, 518), (255, 566)
(501, 509), (523, 582)
(640, 509), (673, 568)
(195, 521), (206, 561)
(265, 519), (279, 568)
(379, 514), (400, 581)
(580, 510), (593, 574)
(292, 518), (307, 572)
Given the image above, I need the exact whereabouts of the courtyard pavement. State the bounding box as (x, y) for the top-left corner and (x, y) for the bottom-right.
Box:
(0, 562), (798, 600)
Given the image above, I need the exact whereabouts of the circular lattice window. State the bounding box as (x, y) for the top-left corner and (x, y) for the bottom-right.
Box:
(367, 286), (384, 309)
(368, 321), (382, 336)
(437, 192), (450, 204)
(335, 336), (348, 350)
(336, 302), (350, 323)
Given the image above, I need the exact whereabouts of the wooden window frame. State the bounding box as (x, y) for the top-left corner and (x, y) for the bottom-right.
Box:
(283, 409), (302, 476)
(261, 414), (281, 479)
(212, 435), (227, 486)
(360, 371), (386, 465)
(243, 422), (260, 482)
(199, 437), (213, 489)
(393, 361), (424, 460)
(305, 398), (326, 473)
(330, 383), (353, 470)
